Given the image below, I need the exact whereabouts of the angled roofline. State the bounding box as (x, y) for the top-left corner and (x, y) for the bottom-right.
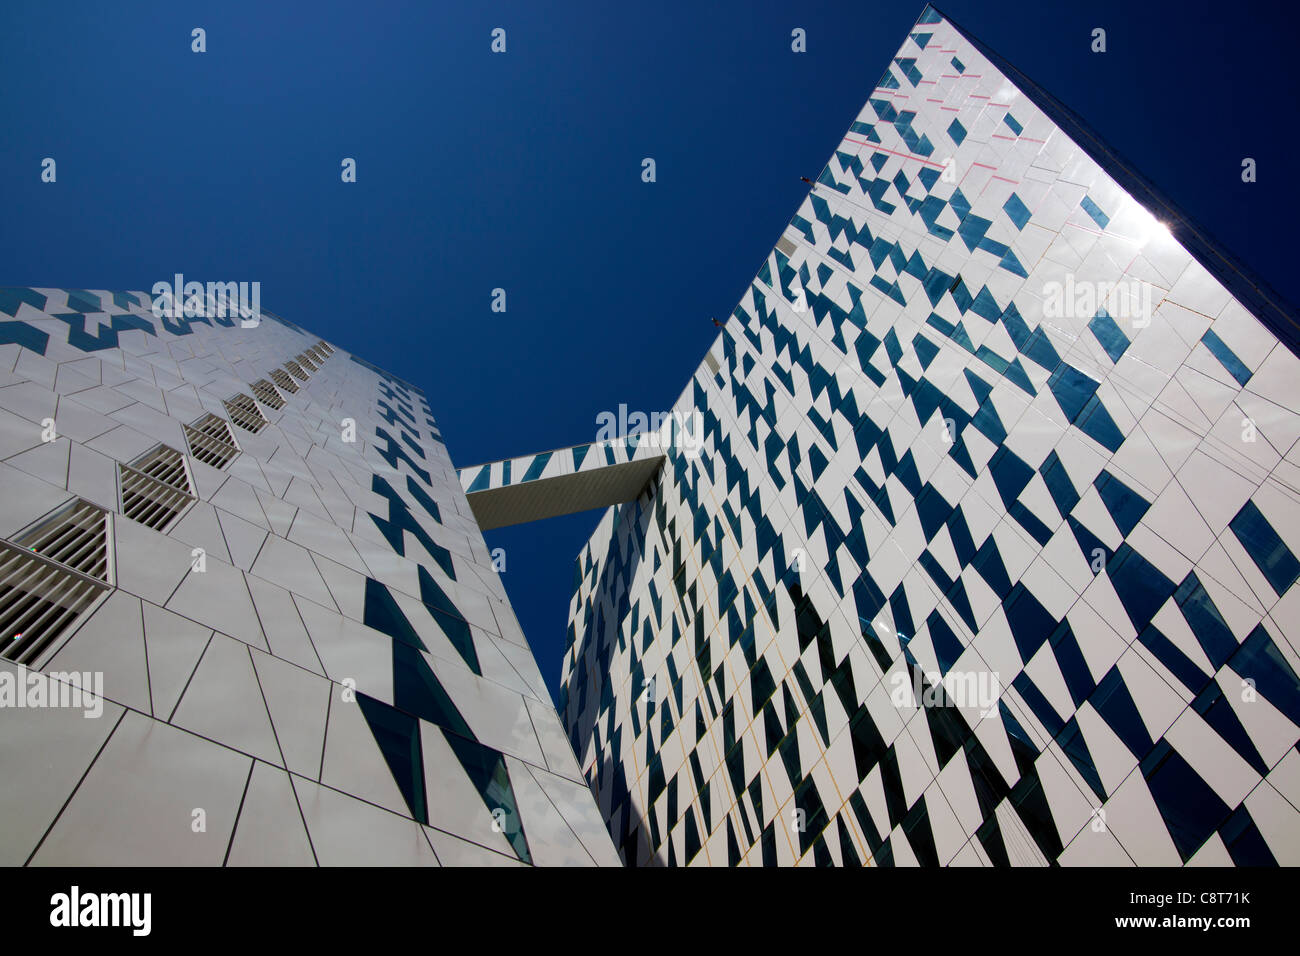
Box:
(927, 4), (1300, 358)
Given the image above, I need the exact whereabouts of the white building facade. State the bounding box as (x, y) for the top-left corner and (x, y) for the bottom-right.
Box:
(552, 6), (1300, 866)
(0, 288), (618, 866)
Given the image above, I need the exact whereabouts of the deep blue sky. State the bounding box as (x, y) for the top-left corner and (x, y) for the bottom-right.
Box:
(3, 0), (1297, 703)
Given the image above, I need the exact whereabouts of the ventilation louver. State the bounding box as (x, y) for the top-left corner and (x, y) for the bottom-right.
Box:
(296, 351), (319, 372)
(270, 367), (300, 394)
(184, 413), (240, 469)
(223, 394), (269, 434)
(119, 444), (196, 532)
(250, 379), (286, 410)
(284, 360), (309, 382)
(0, 500), (112, 665)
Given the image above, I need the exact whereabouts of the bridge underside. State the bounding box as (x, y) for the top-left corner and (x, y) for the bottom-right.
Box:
(463, 454), (664, 530)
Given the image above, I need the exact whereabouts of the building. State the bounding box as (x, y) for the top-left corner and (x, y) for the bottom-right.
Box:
(462, 5), (1300, 865)
(0, 287), (618, 866)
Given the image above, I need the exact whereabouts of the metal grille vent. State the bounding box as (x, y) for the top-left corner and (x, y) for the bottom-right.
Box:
(270, 367), (299, 394)
(284, 360), (309, 382)
(119, 445), (196, 532)
(305, 345), (325, 364)
(184, 413), (240, 469)
(296, 351), (319, 372)
(316, 341), (334, 356)
(0, 500), (112, 665)
(223, 394), (269, 434)
(250, 379), (286, 410)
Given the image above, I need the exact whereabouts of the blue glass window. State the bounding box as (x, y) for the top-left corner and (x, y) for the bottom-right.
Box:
(1047, 364), (1099, 422)
(1176, 573), (1238, 670)
(1090, 665), (1154, 757)
(1228, 624), (1300, 726)
(1003, 582), (1056, 659)
(1088, 309), (1130, 362)
(1039, 450), (1079, 516)
(1107, 544), (1175, 632)
(1094, 470), (1151, 536)
(356, 693), (427, 824)
(1219, 805), (1278, 866)
(1229, 500), (1300, 594)
(1076, 395), (1125, 452)
(1201, 328), (1252, 386)
(1080, 195), (1109, 229)
(521, 450), (552, 482)
(1003, 193), (1030, 230)
(1141, 741), (1229, 862)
